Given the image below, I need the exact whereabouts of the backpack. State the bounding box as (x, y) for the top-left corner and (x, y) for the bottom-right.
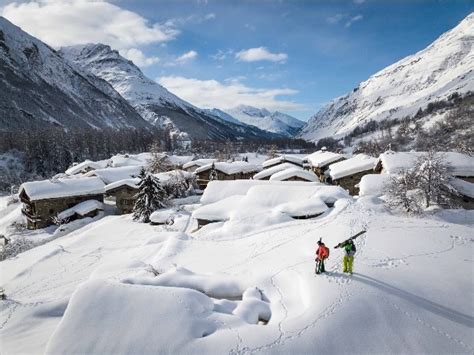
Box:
(345, 242), (356, 256)
(321, 245), (330, 259)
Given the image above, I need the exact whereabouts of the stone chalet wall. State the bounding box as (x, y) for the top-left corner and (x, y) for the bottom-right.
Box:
(23, 194), (104, 229)
(333, 169), (376, 195)
(196, 169), (256, 189)
(106, 186), (138, 214)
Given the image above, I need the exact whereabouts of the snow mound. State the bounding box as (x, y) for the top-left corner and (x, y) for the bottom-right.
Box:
(327, 154), (378, 180)
(359, 174), (392, 197)
(45, 279), (217, 354)
(123, 266), (244, 299)
(149, 209), (175, 224)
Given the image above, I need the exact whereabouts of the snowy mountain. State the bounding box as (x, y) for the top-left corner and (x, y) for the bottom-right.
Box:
(226, 105), (305, 136)
(202, 108), (244, 126)
(0, 17), (149, 131)
(60, 44), (276, 140)
(300, 13), (474, 142)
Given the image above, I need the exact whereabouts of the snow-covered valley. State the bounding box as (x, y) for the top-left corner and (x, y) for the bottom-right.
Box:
(1, 192), (473, 354)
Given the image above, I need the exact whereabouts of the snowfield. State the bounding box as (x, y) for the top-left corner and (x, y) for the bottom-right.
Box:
(1, 192), (473, 354)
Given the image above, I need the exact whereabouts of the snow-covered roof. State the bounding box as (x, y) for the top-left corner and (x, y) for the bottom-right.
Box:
(378, 151), (474, 177)
(183, 159), (217, 170)
(253, 163), (300, 180)
(262, 155), (304, 168)
(109, 153), (152, 168)
(200, 180), (324, 205)
(57, 200), (104, 220)
(19, 177), (105, 202)
(104, 178), (140, 193)
(85, 165), (143, 184)
(327, 154), (378, 180)
(103, 170), (193, 192)
(194, 183), (348, 223)
(65, 160), (107, 175)
(450, 178), (474, 198)
(359, 174), (392, 197)
(195, 161), (261, 175)
(192, 195), (244, 221)
(269, 167), (318, 182)
(167, 155), (195, 167)
(306, 151), (345, 168)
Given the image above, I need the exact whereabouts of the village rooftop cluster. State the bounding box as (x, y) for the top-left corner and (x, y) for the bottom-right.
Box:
(17, 149), (474, 231)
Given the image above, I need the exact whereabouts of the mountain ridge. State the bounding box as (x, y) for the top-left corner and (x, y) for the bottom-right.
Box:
(0, 17), (150, 131)
(60, 44), (278, 141)
(299, 13), (474, 142)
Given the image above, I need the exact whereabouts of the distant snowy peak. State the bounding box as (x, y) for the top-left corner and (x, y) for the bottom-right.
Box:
(202, 108), (244, 126)
(225, 105), (305, 136)
(300, 13), (474, 142)
(60, 44), (191, 111)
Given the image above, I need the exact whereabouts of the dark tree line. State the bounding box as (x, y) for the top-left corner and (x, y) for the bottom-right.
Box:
(0, 127), (166, 181)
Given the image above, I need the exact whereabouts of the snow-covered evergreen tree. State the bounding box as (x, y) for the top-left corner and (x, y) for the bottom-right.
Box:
(133, 168), (167, 223)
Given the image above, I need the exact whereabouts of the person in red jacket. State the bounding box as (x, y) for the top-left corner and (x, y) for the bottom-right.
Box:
(315, 239), (330, 274)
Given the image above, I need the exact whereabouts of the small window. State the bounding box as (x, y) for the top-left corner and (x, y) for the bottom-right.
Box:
(49, 208), (54, 214)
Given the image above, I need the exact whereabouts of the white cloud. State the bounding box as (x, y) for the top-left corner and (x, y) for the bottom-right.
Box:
(353, 0), (366, 4)
(236, 47), (288, 63)
(345, 14), (363, 28)
(176, 50), (197, 62)
(211, 49), (234, 60)
(120, 48), (159, 67)
(157, 76), (304, 111)
(204, 13), (216, 20)
(327, 13), (363, 28)
(1, 0), (178, 50)
(327, 14), (344, 24)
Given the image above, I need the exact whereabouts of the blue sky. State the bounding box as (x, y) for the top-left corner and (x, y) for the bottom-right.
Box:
(1, 0), (473, 119)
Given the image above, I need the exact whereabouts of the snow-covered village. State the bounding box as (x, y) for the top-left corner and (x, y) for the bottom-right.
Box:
(0, 1), (473, 354)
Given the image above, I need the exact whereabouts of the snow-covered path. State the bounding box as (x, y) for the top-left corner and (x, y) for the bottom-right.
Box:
(1, 198), (473, 354)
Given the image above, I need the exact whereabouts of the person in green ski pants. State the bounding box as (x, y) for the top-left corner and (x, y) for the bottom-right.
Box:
(340, 240), (356, 274)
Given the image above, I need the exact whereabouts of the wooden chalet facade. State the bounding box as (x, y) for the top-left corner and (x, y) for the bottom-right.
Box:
(19, 178), (105, 230)
(104, 179), (139, 214)
(194, 162), (260, 189)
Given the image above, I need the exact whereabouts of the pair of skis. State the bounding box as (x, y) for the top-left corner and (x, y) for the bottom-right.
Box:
(334, 230), (366, 249)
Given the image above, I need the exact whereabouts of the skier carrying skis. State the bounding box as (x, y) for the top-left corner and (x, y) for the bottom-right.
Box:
(337, 239), (356, 274)
(315, 239), (330, 274)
